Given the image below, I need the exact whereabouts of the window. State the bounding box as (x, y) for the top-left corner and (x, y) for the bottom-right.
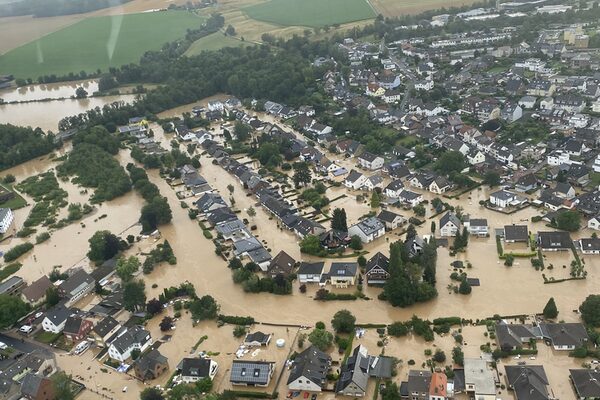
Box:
(253, 368), (260, 377)
(241, 368), (246, 376)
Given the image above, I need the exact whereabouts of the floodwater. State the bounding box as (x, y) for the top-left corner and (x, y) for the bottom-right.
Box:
(5, 96), (599, 399)
(0, 80), (99, 103)
(0, 94), (136, 132)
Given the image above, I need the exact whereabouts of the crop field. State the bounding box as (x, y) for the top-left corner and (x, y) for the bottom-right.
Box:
(185, 32), (249, 55)
(0, 10), (204, 79)
(370, 0), (479, 17)
(243, 0), (376, 28)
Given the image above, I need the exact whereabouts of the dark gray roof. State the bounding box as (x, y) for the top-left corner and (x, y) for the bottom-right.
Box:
(230, 360), (273, 385)
(539, 323), (589, 347)
(93, 316), (120, 337)
(345, 169), (363, 183)
(367, 356), (393, 378)
(504, 365), (549, 400)
(20, 373), (46, 398)
(440, 212), (461, 229)
(495, 323), (538, 350)
(352, 217), (385, 236)
(268, 251), (296, 275)
(111, 325), (150, 354)
(63, 316), (86, 335)
(181, 357), (213, 378)
(335, 345), (369, 394)
(287, 346), (331, 387)
(135, 349), (168, 378)
(44, 305), (73, 326)
(244, 331), (271, 345)
(407, 370), (432, 394)
(297, 262), (324, 275)
(537, 231), (572, 250)
(491, 189), (517, 201)
(329, 262), (358, 278)
(469, 218), (487, 227)
(377, 210), (402, 223)
(58, 269), (93, 298)
(504, 225), (529, 241)
(0, 275), (23, 294)
(570, 369), (600, 398)
(366, 252), (389, 274)
(580, 238), (600, 251)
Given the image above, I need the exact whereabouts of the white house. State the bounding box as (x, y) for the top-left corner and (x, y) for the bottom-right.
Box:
(397, 190), (423, 208)
(464, 218), (488, 237)
(0, 208), (13, 234)
(588, 216), (600, 230)
(362, 175), (384, 191)
(177, 358), (219, 384)
(348, 217), (385, 243)
(297, 262), (324, 283)
(42, 307), (72, 334)
(414, 79), (434, 91)
(344, 170), (367, 190)
(429, 176), (451, 194)
(358, 152), (384, 170)
(489, 190), (520, 208)
(579, 238), (600, 255)
(547, 150), (571, 166)
(384, 180), (405, 199)
(207, 101), (224, 112)
(108, 326), (152, 362)
(439, 212), (461, 237)
(518, 96), (537, 109)
(287, 346), (331, 392)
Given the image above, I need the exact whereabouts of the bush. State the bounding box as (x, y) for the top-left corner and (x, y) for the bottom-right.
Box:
(218, 315), (255, 325)
(35, 232), (51, 244)
(233, 325), (246, 338)
(4, 242), (34, 262)
(388, 321), (410, 337)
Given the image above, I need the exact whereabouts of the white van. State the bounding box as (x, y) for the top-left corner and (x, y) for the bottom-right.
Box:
(74, 341), (90, 355)
(0, 342), (7, 350)
(19, 325), (33, 334)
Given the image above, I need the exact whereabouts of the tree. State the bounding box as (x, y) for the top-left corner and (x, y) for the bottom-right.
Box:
(225, 24), (236, 36)
(413, 204), (425, 217)
(555, 210), (581, 232)
(349, 235), (363, 251)
(293, 162), (312, 187)
(255, 142), (282, 167)
(381, 382), (402, 400)
(140, 196), (173, 233)
(116, 256), (140, 281)
(458, 278), (471, 295)
(228, 258), (243, 270)
(227, 184), (234, 194)
(123, 280), (146, 312)
(331, 309), (356, 334)
(331, 208), (348, 232)
(452, 346), (464, 366)
(433, 349), (446, 363)
(543, 297), (558, 319)
(357, 255), (366, 267)
(87, 230), (120, 263)
(50, 372), (74, 400)
(0, 294), (30, 328)
(247, 206), (256, 218)
(189, 295), (219, 321)
(233, 325), (246, 338)
(388, 321), (409, 337)
(196, 377), (213, 393)
(370, 191), (381, 208)
(580, 295), (600, 327)
(45, 287), (60, 307)
(434, 151), (466, 174)
(430, 221), (436, 233)
(146, 298), (163, 315)
(483, 171), (501, 187)
(98, 75), (119, 92)
(75, 87), (88, 99)
(141, 387), (165, 400)
(300, 235), (324, 256)
(308, 328), (333, 351)
(160, 316), (174, 331)
(504, 254), (514, 266)
(233, 121), (251, 142)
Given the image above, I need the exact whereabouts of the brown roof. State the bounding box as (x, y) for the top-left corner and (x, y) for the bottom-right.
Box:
(268, 251), (296, 276)
(21, 275), (53, 303)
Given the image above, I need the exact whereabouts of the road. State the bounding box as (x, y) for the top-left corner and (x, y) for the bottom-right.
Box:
(0, 332), (48, 369)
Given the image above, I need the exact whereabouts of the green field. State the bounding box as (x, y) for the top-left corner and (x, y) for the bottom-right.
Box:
(186, 32), (246, 55)
(0, 11), (204, 79)
(244, 0), (376, 28)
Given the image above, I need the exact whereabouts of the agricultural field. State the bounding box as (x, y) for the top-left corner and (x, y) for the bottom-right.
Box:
(243, 0), (376, 28)
(370, 0), (479, 17)
(0, 10), (204, 79)
(185, 32), (248, 55)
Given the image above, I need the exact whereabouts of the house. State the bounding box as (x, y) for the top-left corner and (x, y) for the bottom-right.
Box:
(0, 350), (57, 400)
(464, 218), (488, 237)
(404, 370), (432, 400)
(196, 193), (228, 214)
(267, 251), (296, 278)
(230, 360), (274, 387)
(207, 100), (224, 112)
(134, 349), (169, 381)
(515, 173), (538, 192)
(377, 210), (405, 230)
(0, 275), (24, 296)
(21, 276), (53, 306)
(504, 365), (550, 400)
(588, 216), (600, 230)
(0, 207), (14, 233)
(537, 231), (572, 251)
(177, 358), (219, 384)
(358, 152), (384, 170)
(429, 371), (447, 400)
(365, 252), (390, 285)
(439, 212), (461, 237)
(489, 190), (520, 208)
(463, 358), (496, 400)
(397, 190), (423, 208)
(570, 369), (600, 399)
(504, 225), (529, 243)
(20, 374), (55, 400)
(108, 325), (152, 362)
(429, 176), (451, 194)
(287, 346), (331, 392)
(405, 235), (425, 258)
(501, 103), (523, 123)
(539, 323), (589, 350)
(495, 322), (539, 351)
(63, 316), (93, 342)
(385, 179), (405, 199)
(91, 316), (121, 348)
(297, 262), (324, 284)
(58, 269), (94, 307)
(329, 262), (358, 288)
(42, 305), (73, 333)
(320, 230), (350, 250)
(243, 332), (272, 347)
(344, 170), (367, 190)
(335, 345), (370, 397)
(554, 182), (575, 199)
(518, 95), (537, 109)
(348, 217), (385, 243)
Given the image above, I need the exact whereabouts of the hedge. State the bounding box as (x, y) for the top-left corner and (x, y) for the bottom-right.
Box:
(217, 315), (255, 325)
(223, 391), (274, 399)
(432, 317), (462, 326)
(315, 293), (357, 301)
(4, 242), (34, 262)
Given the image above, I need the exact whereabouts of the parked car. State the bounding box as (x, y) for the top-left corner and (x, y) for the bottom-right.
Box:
(0, 341), (7, 350)
(19, 325), (33, 334)
(73, 341), (90, 355)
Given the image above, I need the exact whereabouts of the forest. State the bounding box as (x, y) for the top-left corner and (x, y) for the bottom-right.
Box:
(0, 124), (56, 171)
(0, 0), (131, 17)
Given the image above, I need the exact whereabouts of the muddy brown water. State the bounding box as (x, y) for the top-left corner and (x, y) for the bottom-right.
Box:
(0, 80), (99, 103)
(3, 96), (597, 399)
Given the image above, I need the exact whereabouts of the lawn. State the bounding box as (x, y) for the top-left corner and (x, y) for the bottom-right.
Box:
(0, 11), (204, 79)
(185, 32), (246, 55)
(243, 0), (376, 28)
